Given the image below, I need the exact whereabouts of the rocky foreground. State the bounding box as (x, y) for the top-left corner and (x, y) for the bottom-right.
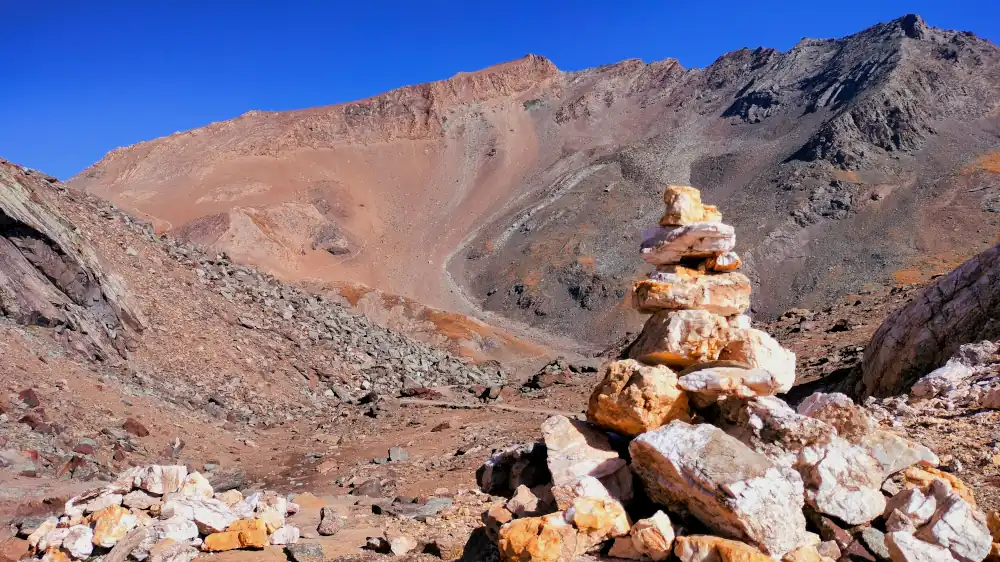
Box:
(476, 187), (1000, 562)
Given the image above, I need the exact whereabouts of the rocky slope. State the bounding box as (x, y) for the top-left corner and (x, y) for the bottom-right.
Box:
(0, 158), (515, 508)
(9, 180), (1000, 562)
(71, 15), (1000, 351)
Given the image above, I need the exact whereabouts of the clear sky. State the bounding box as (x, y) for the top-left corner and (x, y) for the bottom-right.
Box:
(3, 1), (999, 179)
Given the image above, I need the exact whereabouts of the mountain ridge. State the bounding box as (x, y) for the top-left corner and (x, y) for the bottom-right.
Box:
(70, 14), (1000, 349)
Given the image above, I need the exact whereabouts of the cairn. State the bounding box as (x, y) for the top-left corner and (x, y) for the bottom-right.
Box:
(479, 186), (991, 562)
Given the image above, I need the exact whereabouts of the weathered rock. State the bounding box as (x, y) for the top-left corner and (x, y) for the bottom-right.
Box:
(40, 549), (71, 562)
(385, 497), (453, 521)
(633, 269), (751, 316)
(92, 504), (139, 547)
(599, 464), (634, 505)
(506, 485), (543, 517)
(350, 478), (382, 498)
(902, 466), (976, 507)
(123, 417), (151, 437)
(886, 532), (958, 562)
(679, 367), (787, 407)
(782, 545), (836, 562)
(0, 537), (30, 562)
(180, 472), (213, 497)
(816, 541), (841, 560)
(137, 465), (188, 495)
(388, 534), (417, 556)
(707, 251), (742, 272)
(63, 525), (94, 559)
(551, 476), (611, 513)
(910, 361), (973, 400)
(641, 223), (735, 265)
(915, 480), (991, 562)
(38, 527), (70, 552)
(215, 490), (244, 507)
(719, 328), (796, 393)
(629, 421), (811, 557)
(609, 536), (645, 560)
(477, 442), (550, 496)
(161, 497), (237, 534)
(147, 538), (199, 562)
(628, 309), (731, 368)
(565, 496), (630, 552)
(858, 243), (1000, 397)
(389, 446), (409, 462)
(858, 528), (891, 562)
(268, 526), (300, 545)
(0, 162), (146, 362)
(586, 359), (690, 437)
(202, 531), (247, 552)
(659, 185), (723, 226)
(285, 543), (325, 562)
(673, 535), (772, 562)
(541, 416), (624, 491)
(484, 504), (514, 542)
(498, 513), (579, 562)
(133, 516), (200, 561)
(886, 509), (919, 533)
(255, 493), (288, 533)
(860, 431), (939, 479)
(796, 392), (875, 443)
(65, 489), (123, 517)
(317, 506), (339, 536)
(797, 437), (887, 525)
(884, 487), (940, 528)
(123, 490), (160, 510)
(721, 396), (836, 465)
(227, 519), (268, 548)
(989, 511), (1000, 543)
(627, 511), (674, 561)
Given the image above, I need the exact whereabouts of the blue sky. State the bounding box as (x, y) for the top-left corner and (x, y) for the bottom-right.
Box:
(3, 1), (999, 179)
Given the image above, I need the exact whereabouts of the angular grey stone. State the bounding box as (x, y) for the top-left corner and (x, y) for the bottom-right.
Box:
(629, 420), (811, 557)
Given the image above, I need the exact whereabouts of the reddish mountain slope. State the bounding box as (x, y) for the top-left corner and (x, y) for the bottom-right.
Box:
(72, 16), (1000, 349)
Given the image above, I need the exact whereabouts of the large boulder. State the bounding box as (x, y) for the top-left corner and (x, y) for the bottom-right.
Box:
(858, 243), (1000, 397)
(629, 421), (811, 557)
(586, 359), (690, 437)
(633, 268), (751, 316)
(627, 309), (731, 368)
(0, 160), (145, 361)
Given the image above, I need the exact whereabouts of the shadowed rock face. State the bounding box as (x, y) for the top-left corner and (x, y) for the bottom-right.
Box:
(857, 242), (1000, 397)
(0, 160), (145, 360)
(71, 15), (1000, 349)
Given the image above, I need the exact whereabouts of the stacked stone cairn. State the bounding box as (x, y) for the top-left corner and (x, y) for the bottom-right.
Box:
(479, 186), (995, 562)
(18, 465), (302, 562)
